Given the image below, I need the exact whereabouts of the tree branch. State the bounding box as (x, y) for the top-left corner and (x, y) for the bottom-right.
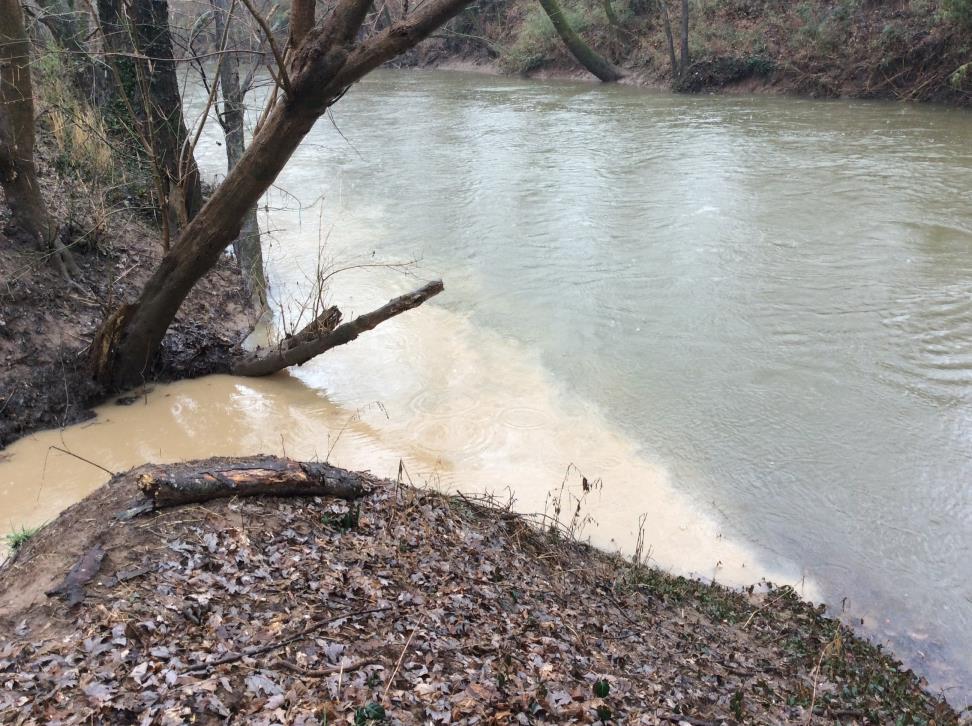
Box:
(237, 0), (291, 95)
(289, 0), (314, 49)
(232, 280), (442, 376)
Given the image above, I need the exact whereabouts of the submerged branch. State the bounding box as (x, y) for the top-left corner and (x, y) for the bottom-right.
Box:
(232, 280), (443, 377)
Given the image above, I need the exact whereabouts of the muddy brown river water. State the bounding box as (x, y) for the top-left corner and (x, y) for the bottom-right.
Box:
(2, 71), (971, 703)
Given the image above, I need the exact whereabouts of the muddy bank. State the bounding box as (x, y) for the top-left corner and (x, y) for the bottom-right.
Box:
(408, 0), (972, 105)
(0, 210), (249, 450)
(0, 458), (962, 723)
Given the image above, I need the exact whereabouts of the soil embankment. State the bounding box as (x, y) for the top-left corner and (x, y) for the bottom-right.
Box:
(0, 458), (962, 723)
(0, 195), (249, 449)
(408, 0), (972, 104)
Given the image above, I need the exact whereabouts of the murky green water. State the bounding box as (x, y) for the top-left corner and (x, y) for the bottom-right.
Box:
(237, 71), (972, 700)
(4, 70), (971, 702)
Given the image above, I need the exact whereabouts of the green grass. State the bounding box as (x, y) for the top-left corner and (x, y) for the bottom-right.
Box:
(4, 524), (43, 552)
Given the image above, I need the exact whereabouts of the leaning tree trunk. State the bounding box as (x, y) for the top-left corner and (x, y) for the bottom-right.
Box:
(537, 0), (623, 82)
(679, 0), (689, 77)
(128, 0), (203, 233)
(212, 0), (267, 313)
(657, 0), (678, 80)
(0, 0), (77, 278)
(91, 0), (474, 389)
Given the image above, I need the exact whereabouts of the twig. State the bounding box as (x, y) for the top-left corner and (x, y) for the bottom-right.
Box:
(806, 627), (842, 724)
(237, 0), (292, 96)
(383, 623), (418, 699)
(181, 606), (391, 674)
(742, 588), (790, 629)
(47, 446), (116, 476)
(272, 657), (380, 677)
(658, 714), (720, 726)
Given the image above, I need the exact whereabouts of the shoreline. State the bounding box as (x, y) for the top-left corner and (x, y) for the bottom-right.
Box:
(414, 57), (972, 107)
(0, 457), (963, 722)
(0, 47), (969, 720)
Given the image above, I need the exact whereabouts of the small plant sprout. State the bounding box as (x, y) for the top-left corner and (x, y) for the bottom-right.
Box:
(4, 524), (42, 552)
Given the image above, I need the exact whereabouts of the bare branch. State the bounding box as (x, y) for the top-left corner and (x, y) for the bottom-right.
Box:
(182, 0), (237, 175)
(232, 280), (443, 376)
(237, 0), (291, 95)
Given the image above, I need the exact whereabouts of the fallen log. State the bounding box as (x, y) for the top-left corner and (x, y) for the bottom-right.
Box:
(232, 280), (443, 377)
(135, 456), (370, 509)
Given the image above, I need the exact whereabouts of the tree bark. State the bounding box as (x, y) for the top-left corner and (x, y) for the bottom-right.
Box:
(92, 0), (473, 389)
(135, 456), (369, 509)
(0, 0), (77, 277)
(601, 0), (620, 27)
(232, 280), (442, 376)
(127, 0), (204, 232)
(282, 305), (342, 350)
(658, 0), (678, 79)
(289, 0), (315, 49)
(212, 0), (268, 313)
(679, 0), (689, 77)
(537, 0), (623, 82)
(95, 0), (135, 109)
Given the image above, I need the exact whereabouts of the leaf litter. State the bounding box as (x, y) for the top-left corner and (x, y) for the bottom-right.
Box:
(0, 463), (964, 724)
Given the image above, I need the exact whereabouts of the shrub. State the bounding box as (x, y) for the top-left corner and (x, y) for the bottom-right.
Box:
(943, 0), (972, 26)
(34, 48), (115, 183)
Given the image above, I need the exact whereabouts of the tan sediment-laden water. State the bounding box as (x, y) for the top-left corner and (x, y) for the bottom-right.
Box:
(2, 71), (971, 702)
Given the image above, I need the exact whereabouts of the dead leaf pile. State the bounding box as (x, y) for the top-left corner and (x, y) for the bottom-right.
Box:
(0, 476), (961, 724)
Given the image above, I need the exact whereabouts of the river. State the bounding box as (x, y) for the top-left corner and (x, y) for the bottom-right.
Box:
(2, 70), (971, 702)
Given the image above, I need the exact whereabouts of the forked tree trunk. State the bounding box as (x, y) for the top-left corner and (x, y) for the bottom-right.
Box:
(91, 0), (473, 389)
(537, 0), (623, 82)
(0, 0), (77, 278)
(128, 0), (203, 232)
(212, 0), (267, 313)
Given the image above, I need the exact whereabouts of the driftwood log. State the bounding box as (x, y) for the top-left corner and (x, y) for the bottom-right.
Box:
(135, 456), (370, 509)
(232, 280), (443, 377)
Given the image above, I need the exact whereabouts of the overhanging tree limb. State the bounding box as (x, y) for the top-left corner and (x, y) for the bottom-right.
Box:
(91, 0), (473, 389)
(231, 280), (443, 376)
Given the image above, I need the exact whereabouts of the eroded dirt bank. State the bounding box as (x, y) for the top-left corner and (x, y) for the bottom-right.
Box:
(0, 459), (962, 723)
(404, 0), (972, 105)
(0, 213), (249, 449)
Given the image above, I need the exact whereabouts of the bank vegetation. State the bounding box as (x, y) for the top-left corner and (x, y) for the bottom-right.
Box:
(418, 0), (972, 103)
